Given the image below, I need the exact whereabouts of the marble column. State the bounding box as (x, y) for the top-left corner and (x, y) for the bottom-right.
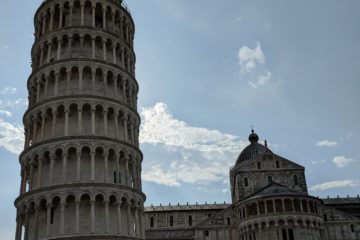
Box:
(113, 45), (117, 64)
(80, 3), (85, 26)
(15, 213), (23, 240)
(44, 76), (49, 97)
(131, 161), (136, 188)
(24, 212), (30, 240)
(59, 7), (64, 28)
(49, 155), (55, 185)
(39, 47), (44, 66)
(42, 15), (46, 35)
(103, 40), (107, 61)
(20, 168), (27, 194)
(37, 158), (43, 188)
(91, 107), (96, 135)
(124, 117), (128, 141)
(54, 72), (59, 96)
(114, 77), (118, 98)
(105, 201), (109, 233)
(91, 151), (95, 181)
(117, 202), (122, 234)
(103, 73), (108, 96)
(114, 113), (119, 139)
(28, 162), (34, 191)
(122, 79), (126, 102)
(116, 155), (120, 184)
(62, 153), (68, 183)
(92, 37), (96, 58)
(75, 201), (80, 233)
(78, 107), (82, 134)
(64, 107), (69, 136)
(46, 203), (52, 236)
(69, 4), (73, 26)
(60, 200), (66, 234)
(47, 43), (52, 63)
(92, 6), (96, 27)
(57, 39), (61, 60)
(91, 69), (96, 93)
(125, 158), (129, 186)
(66, 70), (71, 95)
(76, 151), (81, 182)
(40, 112), (46, 141)
(52, 110), (57, 137)
(78, 66), (83, 92)
(104, 109), (108, 136)
(102, 7), (106, 30)
(104, 153), (109, 182)
(127, 203), (131, 235)
(91, 200), (95, 233)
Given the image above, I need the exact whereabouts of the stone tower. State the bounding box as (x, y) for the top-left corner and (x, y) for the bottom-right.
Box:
(14, 0), (145, 239)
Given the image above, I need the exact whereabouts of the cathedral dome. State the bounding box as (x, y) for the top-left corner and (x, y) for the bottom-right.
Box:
(235, 130), (271, 165)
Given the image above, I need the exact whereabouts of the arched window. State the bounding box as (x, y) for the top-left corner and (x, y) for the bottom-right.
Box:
(276, 161), (280, 169)
(257, 162), (261, 169)
(113, 171), (117, 183)
(350, 224), (355, 233)
(150, 216), (154, 228)
(244, 177), (249, 187)
(169, 215), (174, 227)
(268, 176), (273, 184)
(293, 175), (298, 185)
(188, 215), (193, 226)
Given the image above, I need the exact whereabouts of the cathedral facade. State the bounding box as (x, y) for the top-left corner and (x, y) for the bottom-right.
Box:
(143, 131), (360, 240)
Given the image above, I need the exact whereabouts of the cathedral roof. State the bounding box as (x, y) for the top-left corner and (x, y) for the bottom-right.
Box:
(145, 203), (230, 212)
(246, 182), (306, 200)
(235, 130), (272, 165)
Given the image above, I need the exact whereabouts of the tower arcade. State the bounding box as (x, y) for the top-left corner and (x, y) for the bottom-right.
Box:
(14, 0), (145, 239)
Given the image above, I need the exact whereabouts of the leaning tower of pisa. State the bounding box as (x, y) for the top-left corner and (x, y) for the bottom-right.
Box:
(14, 0), (145, 239)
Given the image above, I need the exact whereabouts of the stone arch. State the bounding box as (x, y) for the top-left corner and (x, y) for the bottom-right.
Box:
(79, 193), (91, 233)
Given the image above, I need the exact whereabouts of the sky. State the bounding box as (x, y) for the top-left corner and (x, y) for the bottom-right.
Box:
(1, 0), (360, 238)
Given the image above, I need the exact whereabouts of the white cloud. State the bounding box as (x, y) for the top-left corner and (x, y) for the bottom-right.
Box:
(140, 102), (246, 153)
(0, 118), (24, 155)
(2, 45), (9, 50)
(316, 140), (338, 147)
(142, 165), (181, 187)
(0, 98), (28, 108)
(248, 71), (272, 89)
(237, 42), (274, 88)
(332, 156), (355, 168)
(0, 87), (17, 95)
(140, 102), (249, 187)
(0, 110), (12, 117)
(238, 42), (265, 74)
(309, 180), (359, 191)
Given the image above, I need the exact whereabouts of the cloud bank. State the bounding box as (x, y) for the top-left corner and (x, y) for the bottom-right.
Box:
(140, 102), (248, 187)
(238, 42), (265, 74)
(332, 156), (355, 168)
(0, 118), (24, 155)
(316, 140), (338, 147)
(309, 180), (359, 191)
(237, 42), (273, 88)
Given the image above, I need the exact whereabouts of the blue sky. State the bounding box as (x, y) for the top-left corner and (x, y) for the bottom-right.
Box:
(1, 0), (360, 238)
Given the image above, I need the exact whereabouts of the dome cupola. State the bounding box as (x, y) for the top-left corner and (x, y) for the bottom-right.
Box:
(235, 130), (272, 165)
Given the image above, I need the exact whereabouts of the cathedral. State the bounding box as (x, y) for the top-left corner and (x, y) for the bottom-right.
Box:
(13, 1), (359, 240)
(143, 131), (360, 240)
